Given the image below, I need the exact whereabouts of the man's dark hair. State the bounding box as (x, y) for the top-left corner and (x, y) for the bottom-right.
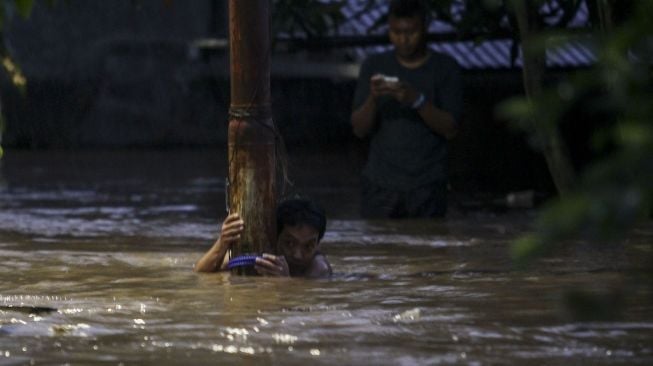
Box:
(389, 0), (430, 26)
(276, 198), (327, 241)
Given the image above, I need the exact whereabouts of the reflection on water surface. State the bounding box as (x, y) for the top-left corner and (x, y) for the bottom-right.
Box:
(0, 150), (651, 365)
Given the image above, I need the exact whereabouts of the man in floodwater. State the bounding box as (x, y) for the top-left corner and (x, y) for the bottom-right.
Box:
(350, 0), (462, 218)
(195, 198), (332, 278)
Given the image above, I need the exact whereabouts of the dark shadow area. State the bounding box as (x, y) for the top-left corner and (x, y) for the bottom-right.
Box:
(0, 0), (616, 212)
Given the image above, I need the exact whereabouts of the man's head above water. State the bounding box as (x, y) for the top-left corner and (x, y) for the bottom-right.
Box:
(275, 198), (327, 273)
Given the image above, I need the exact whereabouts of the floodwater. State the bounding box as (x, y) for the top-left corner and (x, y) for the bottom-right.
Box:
(0, 149), (651, 365)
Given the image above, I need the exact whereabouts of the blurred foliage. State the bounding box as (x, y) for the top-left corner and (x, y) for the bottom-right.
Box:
(13, 0), (34, 18)
(0, 0), (34, 90)
(272, 0), (346, 38)
(430, 0), (584, 29)
(500, 0), (653, 265)
(1, 54), (25, 91)
(0, 0), (36, 160)
(0, 0), (61, 158)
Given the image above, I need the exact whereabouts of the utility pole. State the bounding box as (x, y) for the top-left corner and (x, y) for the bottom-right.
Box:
(227, 0), (276, 274)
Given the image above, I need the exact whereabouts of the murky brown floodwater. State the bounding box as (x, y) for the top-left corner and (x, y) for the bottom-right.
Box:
(1, 150), (651, 365)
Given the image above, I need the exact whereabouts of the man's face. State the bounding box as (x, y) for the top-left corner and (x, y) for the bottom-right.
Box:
(277, 224), (320, 268)
(388, 15), (426, 60)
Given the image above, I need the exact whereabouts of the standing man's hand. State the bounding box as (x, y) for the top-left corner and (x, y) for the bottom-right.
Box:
(387, 81), (422, 107)
(370, 74), (422, 108)
(370, 74), (393, 98)
(255, 254), (290, 277)
(352, 73), (396, 138)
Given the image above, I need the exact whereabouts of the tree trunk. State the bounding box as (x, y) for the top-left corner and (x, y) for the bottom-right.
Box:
(513, 0), (576, 195)
(227, 0), (277, 274)
(596, 0), (614, 34)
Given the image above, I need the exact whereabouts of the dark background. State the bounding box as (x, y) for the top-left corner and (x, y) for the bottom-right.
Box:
(1, 0), (574, 197)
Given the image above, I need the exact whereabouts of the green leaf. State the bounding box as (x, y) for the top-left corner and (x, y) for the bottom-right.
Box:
(14, 0), (34, 18)
(496, 97), (533, 121)
(614, 122), (653, 148)
(510, 234), (543, 266)
(538, 194), (591, 238)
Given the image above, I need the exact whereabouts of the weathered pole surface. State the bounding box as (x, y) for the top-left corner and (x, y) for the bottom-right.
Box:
(228, 0), (276, 274)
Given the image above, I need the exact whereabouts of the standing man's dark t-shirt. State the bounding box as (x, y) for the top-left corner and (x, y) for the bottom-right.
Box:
(353, 50), (462, 212)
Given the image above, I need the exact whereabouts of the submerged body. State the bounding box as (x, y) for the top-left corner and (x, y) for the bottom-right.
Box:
(195, 199), (332, 278)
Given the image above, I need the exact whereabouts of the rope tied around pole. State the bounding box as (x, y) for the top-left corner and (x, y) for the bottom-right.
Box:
(229, 105), (273, 122)
(226, 105), (293, 215)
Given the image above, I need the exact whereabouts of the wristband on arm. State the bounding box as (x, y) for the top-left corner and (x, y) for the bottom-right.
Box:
(411, 93), (426, 110)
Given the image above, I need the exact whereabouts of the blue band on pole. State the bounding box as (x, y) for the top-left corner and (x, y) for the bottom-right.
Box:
(227, 255), (260, 269)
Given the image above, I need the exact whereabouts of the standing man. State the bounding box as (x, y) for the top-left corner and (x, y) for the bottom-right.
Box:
(351, 0), (462, 218)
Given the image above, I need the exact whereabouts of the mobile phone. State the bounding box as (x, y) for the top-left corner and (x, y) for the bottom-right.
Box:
(381, 75), (399, 84)
(372, 74), (399, 86)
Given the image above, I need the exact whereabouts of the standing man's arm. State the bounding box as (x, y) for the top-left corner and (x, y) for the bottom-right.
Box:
(389, 62), (462, 140)
(351, 94), (378, 138)
(412, 93), (458, 139)
(352, 74), (403, 138)
(350, 59), (385, 139)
